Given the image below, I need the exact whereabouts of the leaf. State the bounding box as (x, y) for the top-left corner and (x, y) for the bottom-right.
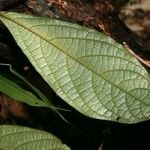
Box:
(0, 12), (149, 123)
(0, 63), (69, 113)
(0, 69), (70, 123)
(0, 125), (70, 150)
(0, 63), (51, 104)
(0, 74), (50, 107)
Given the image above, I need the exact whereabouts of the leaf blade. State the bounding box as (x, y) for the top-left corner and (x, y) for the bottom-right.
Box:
(0, 74), (50, 107)
(0, 125), (70, 150)
(0, 12), (149, 123)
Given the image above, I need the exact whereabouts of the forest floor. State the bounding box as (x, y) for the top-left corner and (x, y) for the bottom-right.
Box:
(120, 0), (150, 50)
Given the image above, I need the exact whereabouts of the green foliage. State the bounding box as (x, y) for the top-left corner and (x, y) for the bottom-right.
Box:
(0, 12), (149, 123)
(0, 74), (51, 107)
(0, 65), (67, 120)
(0, 125), (70, 150)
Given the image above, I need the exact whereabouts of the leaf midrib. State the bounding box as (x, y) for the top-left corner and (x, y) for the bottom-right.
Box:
(1, 14), (149, 106)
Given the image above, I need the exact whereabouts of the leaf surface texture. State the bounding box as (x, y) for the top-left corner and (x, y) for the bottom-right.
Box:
(0, 125), (70, 150)
(0, 12), (149, 123)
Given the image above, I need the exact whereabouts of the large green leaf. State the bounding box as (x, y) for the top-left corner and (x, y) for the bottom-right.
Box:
(0, 12), (149, 123)
(0, 125), (70, 150)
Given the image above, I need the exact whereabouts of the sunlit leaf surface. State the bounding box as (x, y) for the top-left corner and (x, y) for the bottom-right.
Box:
(0, 12), (149, 123)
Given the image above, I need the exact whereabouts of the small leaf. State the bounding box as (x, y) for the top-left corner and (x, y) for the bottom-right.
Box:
(0, 74), (50, 107)
(0, 125), (70, 150)
(0, 63), (68, 114)
(0, 12), (149, 123)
